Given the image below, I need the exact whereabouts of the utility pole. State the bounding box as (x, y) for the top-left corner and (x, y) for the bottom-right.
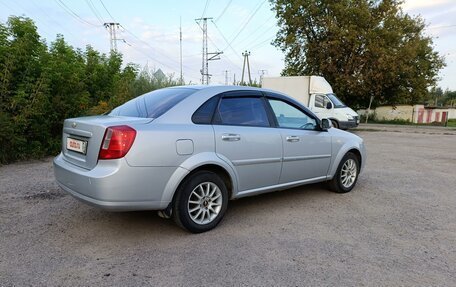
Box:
(104, 22), (122, 52)
(223, 70), (229, 85)
(241, 51), (252, 85)
(179, 17), (183, 85)
(258, 69), (267, 85)
(195, 17), (222, 85)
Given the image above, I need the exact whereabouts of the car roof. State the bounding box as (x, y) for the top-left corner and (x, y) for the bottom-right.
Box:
(170, 85), (291, 99)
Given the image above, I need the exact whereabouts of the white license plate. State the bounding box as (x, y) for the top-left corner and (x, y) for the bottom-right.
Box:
(66, 137), (87, 154)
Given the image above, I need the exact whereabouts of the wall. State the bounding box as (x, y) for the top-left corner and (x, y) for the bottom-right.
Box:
(357, 105), (456, 123)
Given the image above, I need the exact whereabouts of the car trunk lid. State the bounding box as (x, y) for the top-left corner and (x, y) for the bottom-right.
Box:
(61, 115), (152, 170)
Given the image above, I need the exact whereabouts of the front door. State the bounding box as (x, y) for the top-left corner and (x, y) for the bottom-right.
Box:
(310, 94), (332, 119)
(266, 98), (332, 183)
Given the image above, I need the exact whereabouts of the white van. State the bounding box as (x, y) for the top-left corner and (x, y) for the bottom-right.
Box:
(262, 76), (359, 129)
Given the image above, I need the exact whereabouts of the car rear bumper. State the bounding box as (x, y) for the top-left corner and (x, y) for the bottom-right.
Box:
(53, 153), (174, 211)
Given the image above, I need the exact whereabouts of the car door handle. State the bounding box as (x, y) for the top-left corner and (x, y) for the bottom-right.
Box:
(221, 134), (241, 141)
(286, 136), (300, 142)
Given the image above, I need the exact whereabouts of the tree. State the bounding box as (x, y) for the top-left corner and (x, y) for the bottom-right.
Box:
(271, 0), (445, 107)
(0, 16), (183, 164)
(443, 90), (456, 107)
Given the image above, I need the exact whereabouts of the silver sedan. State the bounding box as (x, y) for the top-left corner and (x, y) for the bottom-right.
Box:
(54, 86), (366, 233)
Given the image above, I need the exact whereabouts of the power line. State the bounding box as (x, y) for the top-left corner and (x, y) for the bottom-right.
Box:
(127, 43), (200, 82)
(200, 20), (242, 71)
(99, 0), (116, 22)
(85, 0), (105, 25)
(207, 34), (242, 71)
(122, 26), (199, 74)
(29, 0), (79, 40)
(215, 0), (233, 23)
(92, 1), (200, 77)
(201, 0), (210, 19)
(248, 35), (275, 50)
(54, 0), (100, 27)
(222, 0), (266, 50)
(427, 24), (456, 29)
(234, 14), (275, 47)
(211, 20), (243, 62)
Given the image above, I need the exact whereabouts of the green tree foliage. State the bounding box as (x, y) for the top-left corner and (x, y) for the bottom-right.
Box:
(0, 16), (181, 164)
(442, 89), (456, 107)
(271, 0), (445, 107)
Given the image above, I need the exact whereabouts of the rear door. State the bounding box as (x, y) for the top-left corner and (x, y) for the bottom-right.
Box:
(266, 97), (332, 183)
(212, 91), (283, 192)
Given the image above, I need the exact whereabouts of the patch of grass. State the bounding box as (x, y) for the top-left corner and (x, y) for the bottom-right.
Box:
(364, 118), (456, 127)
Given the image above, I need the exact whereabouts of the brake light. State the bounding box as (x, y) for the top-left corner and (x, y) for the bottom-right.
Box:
(99, 125), (136, 159)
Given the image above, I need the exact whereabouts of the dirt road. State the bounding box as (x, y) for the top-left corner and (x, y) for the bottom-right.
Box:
(1, 126), (455, 286)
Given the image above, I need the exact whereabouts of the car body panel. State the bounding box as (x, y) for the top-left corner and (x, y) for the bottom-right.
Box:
(213, 125), (282, 191)
(54, 154), (173, 210)
(277, 129), (332, 183)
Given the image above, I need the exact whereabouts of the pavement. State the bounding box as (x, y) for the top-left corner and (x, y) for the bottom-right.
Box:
(1, 125), (455, 286)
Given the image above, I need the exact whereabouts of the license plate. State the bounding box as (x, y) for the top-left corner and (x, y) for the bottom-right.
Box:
(66, 137), (87, 154)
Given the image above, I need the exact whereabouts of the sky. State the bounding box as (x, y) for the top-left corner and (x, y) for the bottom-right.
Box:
(0, 0), (455, 90)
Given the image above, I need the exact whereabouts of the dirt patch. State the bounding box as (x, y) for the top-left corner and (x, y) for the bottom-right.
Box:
(23, 188), (66, 200)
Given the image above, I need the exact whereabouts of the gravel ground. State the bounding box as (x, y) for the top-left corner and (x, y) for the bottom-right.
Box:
(1, 126), (455, 286)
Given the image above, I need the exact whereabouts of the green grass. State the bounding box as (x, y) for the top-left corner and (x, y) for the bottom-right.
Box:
(364, 118), (456, 127)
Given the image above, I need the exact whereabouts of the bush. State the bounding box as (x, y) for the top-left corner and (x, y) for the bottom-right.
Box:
(0, 16), (181, 164)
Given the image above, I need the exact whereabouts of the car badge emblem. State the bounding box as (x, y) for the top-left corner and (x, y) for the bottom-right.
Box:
(72, 122), (77, 128)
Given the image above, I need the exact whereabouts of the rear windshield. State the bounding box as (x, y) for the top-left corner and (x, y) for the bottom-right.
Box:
(109, 88), (196, 118)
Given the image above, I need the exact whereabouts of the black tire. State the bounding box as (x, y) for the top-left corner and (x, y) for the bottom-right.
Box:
(328, 152), (360, 193)
(331, 119), (339, 129)
(173, 171), (228, 233)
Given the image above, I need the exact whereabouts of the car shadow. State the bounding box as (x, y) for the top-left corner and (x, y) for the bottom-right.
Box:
(59, 182), (335, 240)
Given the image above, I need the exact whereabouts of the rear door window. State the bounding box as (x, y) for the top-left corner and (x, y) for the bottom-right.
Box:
(214, 97), (270, 127)
(192, 96), (220, 124)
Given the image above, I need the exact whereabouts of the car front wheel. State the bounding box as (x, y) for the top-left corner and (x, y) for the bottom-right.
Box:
(329, 152), (360, 193)
(173, 171), (228, 233)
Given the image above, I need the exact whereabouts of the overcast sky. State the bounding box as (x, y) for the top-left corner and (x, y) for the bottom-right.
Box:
(0, 0), (454, 90)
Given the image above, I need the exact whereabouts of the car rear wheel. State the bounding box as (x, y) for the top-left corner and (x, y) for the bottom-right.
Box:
(173, 171), (228, 233)
(328, 152), (359, 193)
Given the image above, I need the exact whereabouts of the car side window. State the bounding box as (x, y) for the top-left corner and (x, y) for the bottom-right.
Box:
(268, 99), (317, 130)
(315, 94), (331, 108)
(214, 97), (270, 127)
(192, 96), (219, 124)
(314, 95), (325, 108)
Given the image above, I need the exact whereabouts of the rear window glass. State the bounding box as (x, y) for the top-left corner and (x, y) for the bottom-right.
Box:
(109, 88), (196, 118)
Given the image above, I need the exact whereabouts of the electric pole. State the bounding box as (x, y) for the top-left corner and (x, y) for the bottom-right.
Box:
(195, 17), (222, 85)
(241, 51), (252, 85)
(179, 17), (183, 85)
(104, 22), (122, 52)
(223, 70), (229, 85)
(258, 69), (267, 85)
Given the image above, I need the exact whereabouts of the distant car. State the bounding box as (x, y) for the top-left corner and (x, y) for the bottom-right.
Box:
(54, 86), (366, 233)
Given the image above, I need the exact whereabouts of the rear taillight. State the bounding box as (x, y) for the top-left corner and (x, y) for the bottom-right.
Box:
(99, 125), (136, 160)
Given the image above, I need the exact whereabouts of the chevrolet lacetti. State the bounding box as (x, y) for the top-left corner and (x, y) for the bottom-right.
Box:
(54, 86), (366, 233)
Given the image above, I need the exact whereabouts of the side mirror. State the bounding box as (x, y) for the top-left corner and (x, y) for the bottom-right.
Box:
(320, 118), (331, 130)
(326, 102), (333, 109)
